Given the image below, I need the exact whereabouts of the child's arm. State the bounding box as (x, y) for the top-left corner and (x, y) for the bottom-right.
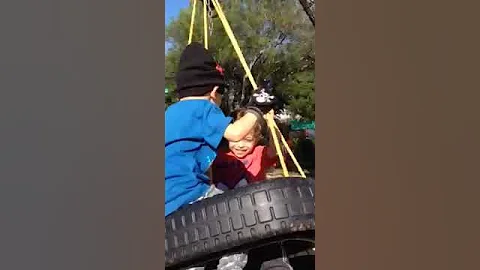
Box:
(223, 112), (259, 142)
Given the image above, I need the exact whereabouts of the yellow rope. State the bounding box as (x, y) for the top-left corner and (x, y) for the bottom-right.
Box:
(267, 111), (289, 177)
(188, 0), (197, 45)
(210, 0), (257, 90)
(273, 120), (307, 178)
(203, 0), (208, 49)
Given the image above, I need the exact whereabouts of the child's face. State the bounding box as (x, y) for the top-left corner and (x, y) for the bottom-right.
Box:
(228, 131), (257, 158)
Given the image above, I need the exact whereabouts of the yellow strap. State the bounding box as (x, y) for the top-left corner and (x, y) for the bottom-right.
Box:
(267, 111), (289, 177)
(210, 0), (257, 90)
(203, 0), (208, 49)
(188, 0), (197, 45)
(273, 120), (307, 178)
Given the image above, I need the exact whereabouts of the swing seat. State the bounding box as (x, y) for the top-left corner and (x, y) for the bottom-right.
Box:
(165, 177), (315, 269)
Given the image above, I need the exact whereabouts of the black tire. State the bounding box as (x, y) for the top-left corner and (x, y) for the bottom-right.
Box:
(165, 177), (315, 269)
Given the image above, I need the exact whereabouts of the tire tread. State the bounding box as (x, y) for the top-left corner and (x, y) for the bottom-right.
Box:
(165, 178), (315, 268)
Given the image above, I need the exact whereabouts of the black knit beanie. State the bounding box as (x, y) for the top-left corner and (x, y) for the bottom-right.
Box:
(175, 42), (226, 98)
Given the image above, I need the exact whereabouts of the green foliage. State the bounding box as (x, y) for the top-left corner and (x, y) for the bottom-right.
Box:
(280, 71), (315, 120)
(165, 0), (315, 119)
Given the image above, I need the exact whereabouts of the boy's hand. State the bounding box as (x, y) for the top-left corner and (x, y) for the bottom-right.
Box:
(245, 106), (264, 121)
(245, 106), (268, 132)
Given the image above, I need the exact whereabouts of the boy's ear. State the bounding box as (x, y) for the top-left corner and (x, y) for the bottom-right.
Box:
(211, 86), (218, 97)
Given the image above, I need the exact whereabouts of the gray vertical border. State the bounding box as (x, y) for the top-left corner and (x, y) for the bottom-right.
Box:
(160, 2), (166, 268)
(0, 0), (165, 269)
(314, 2), (321, 269)
(316, 0), (479, 269)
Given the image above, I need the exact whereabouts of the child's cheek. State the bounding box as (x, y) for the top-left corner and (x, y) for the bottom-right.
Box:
(246, 142), (256, 154)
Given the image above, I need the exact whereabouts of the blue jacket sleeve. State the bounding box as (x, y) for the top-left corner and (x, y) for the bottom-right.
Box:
(203, 104), (232, 149)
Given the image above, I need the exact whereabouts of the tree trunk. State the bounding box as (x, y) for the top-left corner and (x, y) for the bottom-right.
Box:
(298, 0), (315, 27)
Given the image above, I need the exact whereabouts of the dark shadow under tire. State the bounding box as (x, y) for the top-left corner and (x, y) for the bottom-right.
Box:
(165, 177), (315, 269)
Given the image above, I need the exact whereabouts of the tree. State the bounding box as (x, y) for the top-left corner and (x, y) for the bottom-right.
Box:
(165, 0), (315, 120)
(165, 87), (176, 109)
(298, 0), (315, 26)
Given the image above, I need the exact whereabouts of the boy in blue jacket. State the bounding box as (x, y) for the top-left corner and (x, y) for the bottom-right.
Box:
(165, 42), (261, 270)
(165, 42), (261, 217)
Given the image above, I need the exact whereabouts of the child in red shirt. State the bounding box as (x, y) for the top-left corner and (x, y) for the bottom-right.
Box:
(212, 108), (281, 190)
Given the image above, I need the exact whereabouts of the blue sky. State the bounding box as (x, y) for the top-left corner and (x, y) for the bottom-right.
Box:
(165, 0), (190, 53)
